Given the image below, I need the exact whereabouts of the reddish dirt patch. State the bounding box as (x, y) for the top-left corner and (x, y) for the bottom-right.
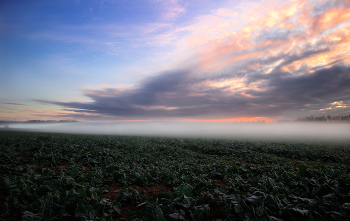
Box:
(208, 202), (227, 220)
(83, 166), (90, 172)
(42, 164), (69, 175)
(214, 179), (229, 188)
(115, 218), (128, 221)
(53, 164), (90, 173)
(56, 164), (70, 170)
(130, 183), (173, 198)
(114, 203), (138, 221)
(19, 164), (52, 174)
(102, 183), (141, 221)
(103, 182), (121, 200)
(210, 176), (230, 188)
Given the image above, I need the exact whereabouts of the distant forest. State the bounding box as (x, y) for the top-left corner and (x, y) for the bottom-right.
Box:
(293, 114), (350, 122)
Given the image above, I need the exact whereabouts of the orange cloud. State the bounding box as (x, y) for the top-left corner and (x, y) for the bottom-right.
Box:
(0, 107), (78, 121)
(183, 0), (350, 73)
(307, 5), (350, 36)
(195, 30), (257, 70)
(240, 92), (258, 98)
(243, 0), (307, 28)
(202, 78), (266, 95)
(331, 101), (345, 106)
(281, 24), (350, 72)
(213, 51), (264, 71)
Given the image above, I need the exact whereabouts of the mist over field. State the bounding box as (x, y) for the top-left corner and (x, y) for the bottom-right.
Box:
(2, 122), (350, 143)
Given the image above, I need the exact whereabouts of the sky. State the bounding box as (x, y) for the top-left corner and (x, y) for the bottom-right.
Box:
(1, 0), (350, 122)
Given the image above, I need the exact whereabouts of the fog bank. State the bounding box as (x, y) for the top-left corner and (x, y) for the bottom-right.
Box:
(2, 122), (350, 143)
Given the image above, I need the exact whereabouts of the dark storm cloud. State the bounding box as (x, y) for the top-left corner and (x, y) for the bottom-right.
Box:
(247, 65), (350, 108)
(35, 65), (350, 120)
(35, 70), (195, 119)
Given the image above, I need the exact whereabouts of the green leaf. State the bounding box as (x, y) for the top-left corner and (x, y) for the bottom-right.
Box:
(168, 212), (185, 220)
(246, 195), (264, 207)
(297, 164), (308, 177)
(196, 204), (210, 213)
(137, 202), (148, 207)
(116, 189), (129, 202)
(174, 195), (197, 208)
(282, 208), (313, 220)
(175, 185), (193, 197)
(162, 177), (171, 185)
(22, 211), (41, 221)
(183, 175), (191, 183)
(234, 204), (243, 214)
(155, 206), (164, 219)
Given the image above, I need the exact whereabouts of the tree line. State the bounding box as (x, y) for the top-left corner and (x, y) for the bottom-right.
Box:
(294, 115), (350, 122)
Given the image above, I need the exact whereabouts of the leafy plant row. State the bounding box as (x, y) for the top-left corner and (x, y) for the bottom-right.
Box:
(0, 131), (349, 220)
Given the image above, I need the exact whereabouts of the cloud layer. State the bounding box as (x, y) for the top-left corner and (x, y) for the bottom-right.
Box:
(36, 64), (350, 121)
(32, 0), (350, 121)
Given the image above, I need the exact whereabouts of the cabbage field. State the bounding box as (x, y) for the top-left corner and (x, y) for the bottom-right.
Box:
(0, 131), (350, 221)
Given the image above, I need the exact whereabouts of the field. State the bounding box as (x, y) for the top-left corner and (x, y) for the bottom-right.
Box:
(0, 131), (350, 221)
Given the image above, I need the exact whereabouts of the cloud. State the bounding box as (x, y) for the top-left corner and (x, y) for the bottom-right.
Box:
(217, 8), (238, 17)
(26, 0), (350, 121)
(35, 64), (350, 120)
(151, 0), (185, 20)
(3, 102), (24, 105)
(180, 0), (350, 73)
(141, 23), (172, 35)
(254, 65), (350, 105)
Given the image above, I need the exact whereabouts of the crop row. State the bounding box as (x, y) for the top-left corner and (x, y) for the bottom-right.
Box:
(0, 131), (349, 220)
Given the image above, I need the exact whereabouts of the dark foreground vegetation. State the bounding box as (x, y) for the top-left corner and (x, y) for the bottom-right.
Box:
(0, 131), (350, 221)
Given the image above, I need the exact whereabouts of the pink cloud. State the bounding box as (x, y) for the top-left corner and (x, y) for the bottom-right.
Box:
(307, 4), (350, 36)
(179, 0), (350, 73)
(186, 33), (212, 48)
(217, 8), (238, 17)
(153, 0), (185, 20)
